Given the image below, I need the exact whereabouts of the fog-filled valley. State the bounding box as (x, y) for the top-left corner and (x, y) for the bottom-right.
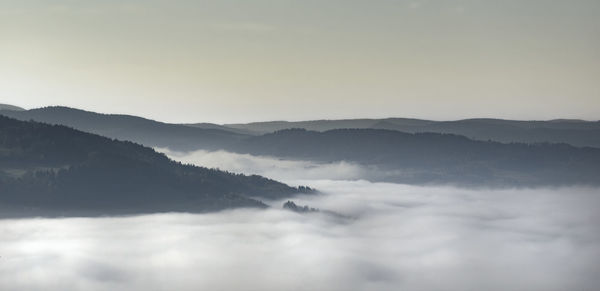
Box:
(3, 0), (600, 289)
(1, 111), (599, 290)
(3, 107), (599, 187)
(2, 150), (600, 291)
(158, 148), (371, 182)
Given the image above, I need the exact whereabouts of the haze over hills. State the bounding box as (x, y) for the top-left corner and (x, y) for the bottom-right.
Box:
(183, 122), (257, 135)
(0, 115), (311, 218)
(3, 105), (600, 149)
(0, 106), (247, 151)
(225, 117), (600, 148)
(2, 0), (598, 289)
(2, 104), (599, 187)
(228, 128), (600, 187)
(0, 103), (25, 111)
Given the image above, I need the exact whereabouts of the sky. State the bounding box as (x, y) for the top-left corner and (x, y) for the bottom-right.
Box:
(1, 0), (599, 123)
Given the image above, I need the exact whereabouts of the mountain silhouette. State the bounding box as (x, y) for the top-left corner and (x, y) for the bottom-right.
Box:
(0, 106), (247, 151)
(0, 103), (25, 111)
(0, 115), (312, 218)
(225, 117), (600, 148)
(228, 128), (600, 187)
(3, 106), (599, 187)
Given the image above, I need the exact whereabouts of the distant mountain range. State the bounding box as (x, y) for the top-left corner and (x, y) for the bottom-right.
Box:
(228, 128), (600, 187)
(0, 103), (25, 111)
(0, 106), (246, 151)
(1, 105), (599, 187)
(2, 106), (599, 149)
(225, 117), (600, 148)
(183, 122), (257, 135)
(0, 115), (312, 218)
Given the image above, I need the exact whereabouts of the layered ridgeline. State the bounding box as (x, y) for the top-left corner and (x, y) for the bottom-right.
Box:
(228, 129), (600, 187)
(224, 118), (600, 148)
(3, 106), (600, 149)
(2, 105), (599, 187)
(0, 116), (312, 218)
(0, 106), (246, 151)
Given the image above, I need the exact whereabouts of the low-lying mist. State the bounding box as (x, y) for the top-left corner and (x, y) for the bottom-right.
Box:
(157, 148), (370, 182)
(1, 150), (599, 291)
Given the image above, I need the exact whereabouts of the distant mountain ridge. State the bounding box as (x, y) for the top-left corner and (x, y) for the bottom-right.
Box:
(183, 122), (257, 135)
(0, 115), (311, 218)
(0, 103), (25, 111)
(0, 106), (248, 151)
(2, 105), (599, 187)
(225, 117), (600, 148)
(227, 128), (600, 187)
(3, 106), (599, 149)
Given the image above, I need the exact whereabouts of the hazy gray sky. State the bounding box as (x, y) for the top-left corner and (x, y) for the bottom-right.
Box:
(1, 0), (599, 123)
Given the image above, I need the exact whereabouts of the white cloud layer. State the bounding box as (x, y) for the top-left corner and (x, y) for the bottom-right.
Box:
(157, 148), (370, 183)
(1, 180), (599, 291)
(2, 151), (599, 290)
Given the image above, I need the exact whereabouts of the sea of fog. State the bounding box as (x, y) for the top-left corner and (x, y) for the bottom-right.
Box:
(1, 150), (599, 291)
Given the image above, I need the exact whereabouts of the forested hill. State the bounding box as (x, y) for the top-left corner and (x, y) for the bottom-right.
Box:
(2, 105), (598, 187)
(228, 128), (600, 187)
(0, 115), (311, 218)
(3, 106), (599, 151)
(4, 106), (600, 150)
(225, 118), (600, 148)
(0, 106), (247, 151)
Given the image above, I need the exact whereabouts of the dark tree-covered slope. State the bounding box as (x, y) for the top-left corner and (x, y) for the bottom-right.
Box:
(0, 106), (249, 151)
(228, 128), (600, 187)
(0, 115), (310, 218)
